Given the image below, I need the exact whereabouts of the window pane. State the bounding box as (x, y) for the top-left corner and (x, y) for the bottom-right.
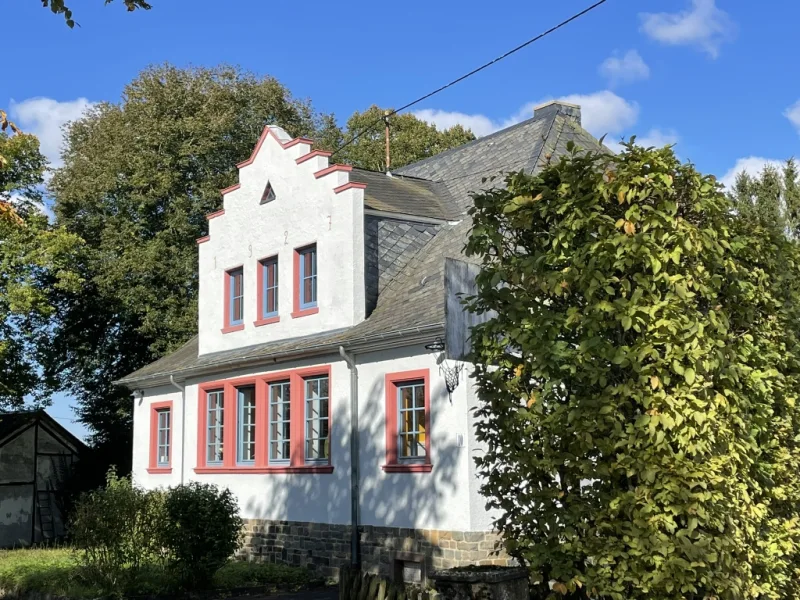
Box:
(269, 381), (291, 461)
(304, 375), (329, 462)
(397, 381), (426, 459)
(237, 386), (256, 463)
(207, 390), (224, 463)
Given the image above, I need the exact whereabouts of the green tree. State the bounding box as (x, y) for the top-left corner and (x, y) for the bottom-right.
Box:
(43, 0), (152, 28)
(0, 131), (82, 406)
(465, 142), (800, 599)
(728, 159), (800, 235)
(45, 64), (324, 465)
(332, 105), (475, 171)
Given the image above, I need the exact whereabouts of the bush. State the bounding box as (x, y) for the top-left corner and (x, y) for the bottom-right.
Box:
(70, 469), (168, 593)
(162, 482), (243, 588)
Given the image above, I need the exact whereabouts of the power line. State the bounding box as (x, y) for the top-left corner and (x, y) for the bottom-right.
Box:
(330, 0), (609, 159)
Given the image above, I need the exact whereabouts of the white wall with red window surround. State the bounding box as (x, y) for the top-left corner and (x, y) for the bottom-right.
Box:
(197, 125), (366, 356)
(131, 345), (497, 533)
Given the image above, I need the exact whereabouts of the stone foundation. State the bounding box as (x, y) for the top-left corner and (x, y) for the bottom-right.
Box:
(240, 519), (511, 580)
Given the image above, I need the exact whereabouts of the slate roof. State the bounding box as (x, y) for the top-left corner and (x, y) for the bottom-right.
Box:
(118, 102), (604, 387)
(350, 169), (457, 221)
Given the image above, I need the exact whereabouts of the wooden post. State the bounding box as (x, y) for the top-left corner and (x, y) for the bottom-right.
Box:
(384, 111), (391, 172)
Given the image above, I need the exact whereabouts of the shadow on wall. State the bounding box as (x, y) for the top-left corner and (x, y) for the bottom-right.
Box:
(243, 369), (464, 574)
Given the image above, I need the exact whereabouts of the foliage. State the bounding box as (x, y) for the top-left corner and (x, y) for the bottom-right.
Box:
(0, 131), (82, 406)
(728, 159), (800, 235)
(70, 469), (168, 593)
(43, 0), (152, 28)
(465, 141), (800, 599)
(162, 482), (243, 588)
(331, 105), (475, 171)
(0, 547), (317, 598)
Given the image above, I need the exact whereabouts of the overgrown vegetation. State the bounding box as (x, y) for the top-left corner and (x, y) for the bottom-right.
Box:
(0, 548), (317, 598)
(67, 471), (250, 595)
(466, 141), (800, 599)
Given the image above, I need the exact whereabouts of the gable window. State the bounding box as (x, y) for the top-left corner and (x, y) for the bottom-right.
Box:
(384, 370), (432, 473)
(148, 401), (173, 474)
(237, 386), (256, 465)
(269, 381), (291, 463)
(304, 375), (329, 462)
(223, 267), (244, 332)
(207, 389), (224, 465)
(256, 256), (279, 326)
(260, 181), (276, 204)
(293, 244), (318, 318)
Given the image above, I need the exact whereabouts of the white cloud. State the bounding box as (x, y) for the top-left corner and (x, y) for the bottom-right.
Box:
(636, 128), (680, 148)
(414, 91), (639, 141)
(785, 100), (800, 135)
(9, 97), (94, 169)
(720, 156), (785, 189)
(640, 0), (736, 58)
(599, 50), (650, 86)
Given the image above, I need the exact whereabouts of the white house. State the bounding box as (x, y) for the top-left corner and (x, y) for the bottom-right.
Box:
(117, 100), (602, 581)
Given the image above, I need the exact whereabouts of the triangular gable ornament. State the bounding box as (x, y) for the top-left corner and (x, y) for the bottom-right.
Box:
(260, 181), (276, 204)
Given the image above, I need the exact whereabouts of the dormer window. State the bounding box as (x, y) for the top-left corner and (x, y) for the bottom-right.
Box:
(260, 181), (276, 204)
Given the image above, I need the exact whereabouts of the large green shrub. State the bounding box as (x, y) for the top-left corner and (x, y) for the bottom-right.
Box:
(465, 141), (800, 599)
(162, 482), (243, 588)
(70, 469), (167, 593)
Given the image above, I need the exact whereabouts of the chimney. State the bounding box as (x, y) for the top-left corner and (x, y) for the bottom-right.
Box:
(533, 100), (581, 125)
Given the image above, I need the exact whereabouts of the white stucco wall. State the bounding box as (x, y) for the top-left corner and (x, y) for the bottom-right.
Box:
(133, 346), (490, 532)
(198, 127), (366, 355)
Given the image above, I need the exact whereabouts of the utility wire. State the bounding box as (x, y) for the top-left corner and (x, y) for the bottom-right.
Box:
(330, 0), (609, 159)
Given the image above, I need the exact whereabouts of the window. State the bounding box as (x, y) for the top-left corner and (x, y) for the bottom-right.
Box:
(225, 267), (244, 330)
(260, 257), (279, 319)
(269, 381), (291, 462)
(298, 245), (317, 311)
(384, 370), (432, 472)
(207, 390), (225, 464)
(157, 409), (171, 466)
(397, 381), (426, 460)
(148, 401), (173, 473)
(260, 181), (276, 204)
(237, 386), (256, 464)
(304, 376), (329, 462)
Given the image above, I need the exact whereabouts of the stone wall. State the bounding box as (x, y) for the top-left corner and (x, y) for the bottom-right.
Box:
(240, 519), (510, 580)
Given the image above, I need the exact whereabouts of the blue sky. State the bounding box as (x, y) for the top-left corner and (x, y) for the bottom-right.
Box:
(3, 0), (799, 440)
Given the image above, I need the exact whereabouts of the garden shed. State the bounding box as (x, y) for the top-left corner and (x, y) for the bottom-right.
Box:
(0, 410), (85, 547)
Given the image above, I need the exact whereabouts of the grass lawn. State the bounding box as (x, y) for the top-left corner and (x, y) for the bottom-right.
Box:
(0, 547), (322, 598)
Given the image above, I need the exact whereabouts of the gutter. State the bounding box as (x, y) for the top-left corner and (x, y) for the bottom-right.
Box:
(338, 346), (361, 568)
(169, 375), (186, 485)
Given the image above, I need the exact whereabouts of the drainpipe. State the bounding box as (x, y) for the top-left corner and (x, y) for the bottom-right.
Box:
(169, 375), (186, 485)
(338, 346), (361, 568)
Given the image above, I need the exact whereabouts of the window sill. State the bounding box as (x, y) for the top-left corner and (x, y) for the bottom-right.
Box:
(147, 467), (173, 474)
(221, 324), (245, 334)
(194, 465), (334, 474)
(291, 307), (319, 319)
(382, 463), (433, 473)
(254, 316), (280, 327)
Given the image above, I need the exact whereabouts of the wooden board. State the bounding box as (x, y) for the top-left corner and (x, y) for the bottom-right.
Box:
(444, 258), (495, 361)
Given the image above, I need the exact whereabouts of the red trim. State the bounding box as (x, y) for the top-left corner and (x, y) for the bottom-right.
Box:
(296, 150), (332, 165)
(206, 209), (225, 220)
(314, 164), (352, 179)
(149, 400), (173, 473)
(384, 369), (432, 472)
(256, 255), (279, 324)
(194, 466), (333, 475)
(254, 316), (280, 327)
(292, 244), (318, 319)
(222, 266), (244, 333)
(236, 127), (314, 168)
(220, 183), (241, 195)
(196, 235), (210, 245)
(196, 366), (332, 472)
(334, 182), (367, 194)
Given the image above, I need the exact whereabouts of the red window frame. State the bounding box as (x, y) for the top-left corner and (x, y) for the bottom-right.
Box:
(148, 400), (173, 474)
(383, 369), (432, 473)
(292, 243), (319, 319)
(255, 255), (280, 326)
(195, 365), (333, 474)
(222, 266), (245, 333)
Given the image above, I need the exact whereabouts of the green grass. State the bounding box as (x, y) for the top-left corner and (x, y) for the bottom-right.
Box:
(0, 548), (321, 598)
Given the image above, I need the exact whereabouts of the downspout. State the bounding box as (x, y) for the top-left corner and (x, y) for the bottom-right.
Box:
(169, 375), (186, 485)
(339, 346), (361, 568)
